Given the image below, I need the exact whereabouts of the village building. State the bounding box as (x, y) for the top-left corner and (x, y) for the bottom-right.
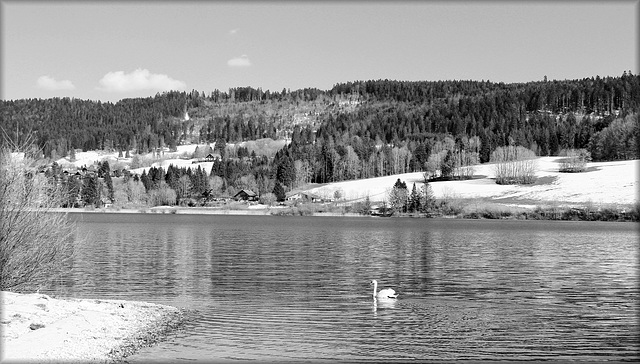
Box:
(193, 153), (221, 164)
(286, 191), (324, 203)
(233, 189), (258, 201)
(204, 153), (220, 162)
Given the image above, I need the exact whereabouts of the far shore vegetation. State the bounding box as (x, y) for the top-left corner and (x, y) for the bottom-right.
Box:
(70, 188), (640, 222)
(11, 141), (637, 223)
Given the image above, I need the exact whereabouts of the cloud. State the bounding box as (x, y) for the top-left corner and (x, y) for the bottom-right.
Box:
(227, 55), (251, 67)
(229, 28), (238, 35)
(36, 75), (75, 91)
(97, 68), (186, 93)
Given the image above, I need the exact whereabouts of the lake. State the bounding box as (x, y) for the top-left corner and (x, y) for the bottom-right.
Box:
(47, 213), (639, 361)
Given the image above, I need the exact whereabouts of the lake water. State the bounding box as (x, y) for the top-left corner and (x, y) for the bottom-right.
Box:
(47, 214), (639, 362)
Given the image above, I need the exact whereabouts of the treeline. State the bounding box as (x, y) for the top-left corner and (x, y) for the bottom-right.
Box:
(317, 74), (640, 161)
(0, 92), (188, 157)
(332, 73), (640, 112)
(1, 73), (638, 192)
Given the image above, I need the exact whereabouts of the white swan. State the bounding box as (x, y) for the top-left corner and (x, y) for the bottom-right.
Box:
(370, 279), (398, 299)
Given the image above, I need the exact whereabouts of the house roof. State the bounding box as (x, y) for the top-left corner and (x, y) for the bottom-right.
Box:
(234, 189), (257, 197)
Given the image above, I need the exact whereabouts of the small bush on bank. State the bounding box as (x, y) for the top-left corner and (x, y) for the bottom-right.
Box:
(420, 200), (638, 222)
(459, 202), (529, 220)
(349, 197), (372, 215)
(178, 197), (198, 207)
(269, 202), (347, 216)
(436, 199), (465, 216)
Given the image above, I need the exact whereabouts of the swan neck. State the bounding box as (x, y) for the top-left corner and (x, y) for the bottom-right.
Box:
(372, 281), (377, 297)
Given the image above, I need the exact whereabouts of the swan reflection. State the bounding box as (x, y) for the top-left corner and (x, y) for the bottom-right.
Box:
(372, 297), (397, 314)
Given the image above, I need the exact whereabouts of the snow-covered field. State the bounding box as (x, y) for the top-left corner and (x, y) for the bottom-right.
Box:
(57, 146), (638, 207)
(56, 144), (209, 175)
(308, 157), (638, 207)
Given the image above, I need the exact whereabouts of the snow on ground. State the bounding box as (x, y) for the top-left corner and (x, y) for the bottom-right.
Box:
(308, 157), (638, 207)
(1, 291), (181, 362)
(56, 150), (122, 169)
(57, 145), (210, 175)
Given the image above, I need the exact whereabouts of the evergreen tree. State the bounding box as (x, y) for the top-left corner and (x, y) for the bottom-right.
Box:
(409, 182), (421, 212)
(98, 161), (111, 178)
(441, 150), (455, 178)
(272, 180), (286, 202)
(149, 167), (165, 190)
(215, 137), (227, 160)
(389, 178), (408, 213)
(165, 164), (179, 191)
(103, 173), (114, 203)
(393, 178), (407, 190)
(81, 174), (100, 207)
(140, 170), (151, 191)
(276, 153), (296, 188)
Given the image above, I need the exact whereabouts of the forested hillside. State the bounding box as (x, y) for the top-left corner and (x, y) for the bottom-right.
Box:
(1, 73), (638, 192)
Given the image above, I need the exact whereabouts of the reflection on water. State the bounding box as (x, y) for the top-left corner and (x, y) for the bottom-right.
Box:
(372, 297), (397, 315)
(48, 214), (639, 361)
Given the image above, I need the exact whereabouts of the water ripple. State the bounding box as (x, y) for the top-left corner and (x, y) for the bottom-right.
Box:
(52, 215), (639, 361)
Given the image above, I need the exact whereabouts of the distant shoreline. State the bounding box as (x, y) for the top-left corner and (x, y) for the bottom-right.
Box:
(51, 206), (363, 217)
(49, 203), (639, 222)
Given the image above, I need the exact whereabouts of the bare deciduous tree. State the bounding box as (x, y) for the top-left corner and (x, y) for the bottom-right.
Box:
(491, 145), (537, 184)
(558, 148), (591, 172)
(0, 148), (75, 291)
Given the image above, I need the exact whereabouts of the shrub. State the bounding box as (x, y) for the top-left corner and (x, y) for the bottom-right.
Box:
(435, 188), (466, 216)
(351, 196), (372, 215)
(558, 148), (591, 173)
(259, 192), (276, 206)
(148, 182), (177, 206)
(0, 149), (75, 291)
(491, 145), (537, 184)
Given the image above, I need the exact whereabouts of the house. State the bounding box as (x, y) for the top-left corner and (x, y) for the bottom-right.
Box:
(192, 153), (221, 164)
(286, 191), (324, 203)
(204, 153), (220, 162)
(234, 189), (258, 201)
(285, 192), (301, 201)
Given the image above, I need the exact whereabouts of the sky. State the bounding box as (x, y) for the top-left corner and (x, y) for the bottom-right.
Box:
(1, 1), (638, 103)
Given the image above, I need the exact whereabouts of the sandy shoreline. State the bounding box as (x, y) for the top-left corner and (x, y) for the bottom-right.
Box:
(1, 291), (184, 363)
